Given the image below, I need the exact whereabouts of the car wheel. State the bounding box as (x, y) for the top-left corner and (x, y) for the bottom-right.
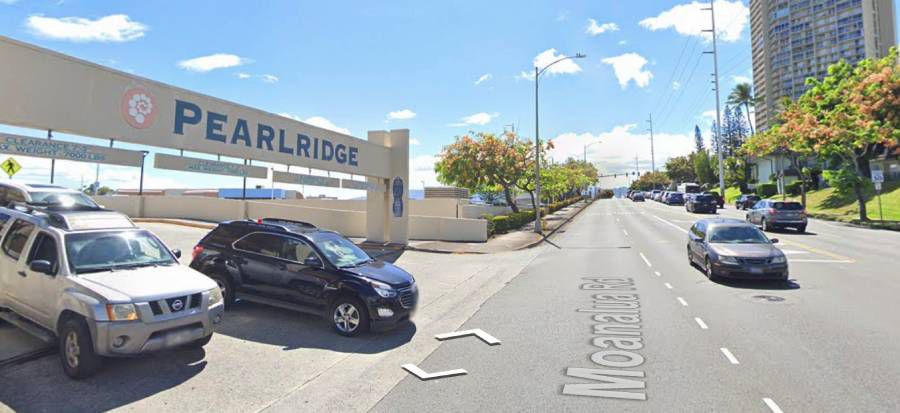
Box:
(705, 258), (718, 281)
(330, 296), (370, 337)
(210, 274), (235, 308)
(186, 334), (213, 349)
(797, 225), (807, 233)
(761, 218), (770, 232)
(687, 247), (694, 267)
(59, 317), (103, 380)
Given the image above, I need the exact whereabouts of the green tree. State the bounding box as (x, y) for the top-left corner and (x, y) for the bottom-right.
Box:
(435, 131), (527, 212)
(692, 150), (716, 186)
(664, 155), (696, 183)
(728, 82), (756, 136)
(629, 171), (671, 191)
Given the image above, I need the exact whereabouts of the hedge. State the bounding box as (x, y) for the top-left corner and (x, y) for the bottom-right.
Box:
(785, 180), (804, 196)
(486, 196), (584, 236)
(756, 182), (778, 198)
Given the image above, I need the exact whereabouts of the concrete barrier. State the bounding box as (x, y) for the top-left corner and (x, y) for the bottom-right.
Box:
(459, 204), (512, 219)
(246, 201), (367, 237)
(409, 215), (488, 242)
(94, 195), (142, 217)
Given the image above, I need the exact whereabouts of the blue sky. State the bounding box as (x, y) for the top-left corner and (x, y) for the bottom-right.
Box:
(0, 0), (896, 194)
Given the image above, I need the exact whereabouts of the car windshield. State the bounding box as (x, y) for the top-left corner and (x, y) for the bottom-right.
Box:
(696, 195), (713, 202)
(708, 226), (770, 244)
(29, 191), (99, 209)
(774, 202), (803, 210)
(310, 232), (372, 268)
(65, 230), (176, 274)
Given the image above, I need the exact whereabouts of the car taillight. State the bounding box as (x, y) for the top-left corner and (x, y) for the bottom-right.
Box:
(192, 245), (204, 260)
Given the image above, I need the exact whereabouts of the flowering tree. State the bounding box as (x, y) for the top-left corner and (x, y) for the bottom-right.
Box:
(435, 132), (527, 212)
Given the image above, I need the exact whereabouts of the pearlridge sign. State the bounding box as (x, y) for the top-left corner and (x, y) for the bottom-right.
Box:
(0, 35), (391, 178)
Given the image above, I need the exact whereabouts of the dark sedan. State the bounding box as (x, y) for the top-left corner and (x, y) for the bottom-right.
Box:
(686, 194), (718, 213)
(735, 194), (761, 210)
(687, 218), (788, 281)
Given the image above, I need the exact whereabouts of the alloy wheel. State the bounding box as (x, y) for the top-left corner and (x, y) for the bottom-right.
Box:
(333, 303), (360, 333)
(65, 330), (80, 368)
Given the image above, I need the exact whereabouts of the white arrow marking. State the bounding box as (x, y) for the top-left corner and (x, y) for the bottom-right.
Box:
(434, 329), (501, 346)
(401, 364), (467, 380)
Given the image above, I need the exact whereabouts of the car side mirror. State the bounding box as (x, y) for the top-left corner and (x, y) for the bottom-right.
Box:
(770, 238), (779, 244)
(29, 260), (54, 276)
(304, 255), (323, 268)
(172, 249), (182, 258)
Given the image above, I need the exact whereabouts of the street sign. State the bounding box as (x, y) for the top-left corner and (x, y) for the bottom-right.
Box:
(1, 157), (21, 178)
(875, 182), (882, 191)
(871, 170), (884, 183)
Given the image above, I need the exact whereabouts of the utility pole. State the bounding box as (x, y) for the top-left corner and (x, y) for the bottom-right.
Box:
(704, 0), (727, 193)
(647, 113), (656, 172)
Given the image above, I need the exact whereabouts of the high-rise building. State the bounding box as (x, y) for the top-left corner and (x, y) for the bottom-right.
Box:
(750, 0), (897, 131)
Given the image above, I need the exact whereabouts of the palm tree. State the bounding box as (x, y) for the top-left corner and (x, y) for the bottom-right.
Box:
(727, 83), (756, 136)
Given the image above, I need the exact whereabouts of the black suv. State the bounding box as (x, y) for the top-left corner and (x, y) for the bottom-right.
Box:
(190, 218), (418, 336)
(735, 195), (762, 210)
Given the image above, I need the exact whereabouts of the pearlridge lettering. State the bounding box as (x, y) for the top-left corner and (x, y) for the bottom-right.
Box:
(173, 100), (359, 167)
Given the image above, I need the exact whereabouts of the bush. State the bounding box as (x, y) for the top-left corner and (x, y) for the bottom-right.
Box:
(491, 216), (511, 233)
(482, 214), (496, 237)
(785, 180), (806, 196)
(599, 189), (614, 199)
(756, 182), (778, 198)
(487, 196), (584, 236)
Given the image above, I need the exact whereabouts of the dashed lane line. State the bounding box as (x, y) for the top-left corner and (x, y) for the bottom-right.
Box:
(720, 348), (740, 365)
(676, 297), (688, 306)
(664, 282), (673, 289)
(654, 271), (661, 277)
(763, 398), (785, 413)
(623, 229), (629, 236)
(650, 214), (689, 234)
(694, 317), (708, 329)
(639, 252), (652, 267)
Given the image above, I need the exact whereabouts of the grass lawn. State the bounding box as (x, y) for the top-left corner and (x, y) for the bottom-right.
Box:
(709, 186), (744, 203)
(777, 180), (900, 223)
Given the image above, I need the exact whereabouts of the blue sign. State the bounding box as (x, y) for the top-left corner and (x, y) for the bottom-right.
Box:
(173, 100), (359, 168)
(392, 177), (404, 218)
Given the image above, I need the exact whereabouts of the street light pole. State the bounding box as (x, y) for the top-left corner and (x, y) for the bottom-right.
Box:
(533, 52), (586, 234)
(138, 151), (149, 196)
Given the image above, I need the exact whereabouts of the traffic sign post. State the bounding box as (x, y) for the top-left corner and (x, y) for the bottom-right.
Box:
(1, 156), (21, 178)
(872, 170), (884, 224)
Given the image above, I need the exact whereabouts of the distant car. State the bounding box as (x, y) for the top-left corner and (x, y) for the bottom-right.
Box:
(703, 191), (725, 208)
(687, 218), (788, 281)
(0, 182), (101, 210)
(735, 194), (761, 210)
(632, 193), (645, 202)
(686, 194), (718, 213)
(651, 190), (662, 200)
(658, 191), (669, 202)
(665, 192), (685, 205)
(745, 200), (808, 233)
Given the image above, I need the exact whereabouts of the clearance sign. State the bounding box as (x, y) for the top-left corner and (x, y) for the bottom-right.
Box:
(0, 36), (392, 179)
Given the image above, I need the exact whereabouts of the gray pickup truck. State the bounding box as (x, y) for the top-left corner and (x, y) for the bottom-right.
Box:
(0, 205), (224, 379)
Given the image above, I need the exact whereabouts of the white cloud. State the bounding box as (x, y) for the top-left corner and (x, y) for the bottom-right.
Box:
(261, 74), (279, 83)
(409, 154), (441, 189)
(25, 14), (147, 42)
(639, 0), (749, 43)
(601, 53), (654, 89)
(449, 112), (499, 127)
(618, 40), (628, 46)
(387, 109), (417, 120)
(278, 113), (351, 135)
(548, 124), (693, 185)
(672, 81), (682, 90)
(1, 0), (20, 4)
(586, 19), (619, 36)
(237, 72), (252, 79)
(731, 75), (751, 84)
(178, 53), (249, 72)
(474, 73), (492, 86)
(409, 138), (421, 145)
(517, 48), (583, 81)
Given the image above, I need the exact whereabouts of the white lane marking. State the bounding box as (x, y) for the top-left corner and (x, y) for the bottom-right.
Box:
(763, 398), (784, 413)
(676, 297), (688, 306)
(694, 317), (708, 329)
(791, 259), (854, 263)
(664, 282), (673, 289)
(777, 249), (809, 255)
(639, 252), (652, 267)
(654, 271), (661, 277)
(623, 229), (629, 236)
(720, 347), (740, 364)
(651, 214), (689, 234)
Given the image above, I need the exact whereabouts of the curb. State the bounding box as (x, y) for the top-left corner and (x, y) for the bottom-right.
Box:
(516, 199), (594, 250)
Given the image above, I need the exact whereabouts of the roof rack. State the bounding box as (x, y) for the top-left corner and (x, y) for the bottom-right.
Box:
(259, 218), (318, 232)
(7, 202), (70, 229)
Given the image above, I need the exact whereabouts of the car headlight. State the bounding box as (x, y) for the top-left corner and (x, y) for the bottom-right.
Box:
(369, 280), (397, 298)
(106, 303), (139, 321)
(771, 255), (787, 264)
(208, 287), (223, 305)
(719, 255), (740, 265)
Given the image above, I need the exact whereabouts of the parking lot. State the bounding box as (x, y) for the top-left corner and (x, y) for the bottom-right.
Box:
(0, 223), (542, 412)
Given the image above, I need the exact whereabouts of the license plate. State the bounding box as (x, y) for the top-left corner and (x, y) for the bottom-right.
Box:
(164, 329), (196, 347)
(749, 267), (764, 274)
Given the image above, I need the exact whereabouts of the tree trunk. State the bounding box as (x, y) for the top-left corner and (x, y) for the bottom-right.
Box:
(527, 190), (537, 213)
(503, 186), (519, 213)
(744, 102), (755, 136)
(853, 154), (871, 221)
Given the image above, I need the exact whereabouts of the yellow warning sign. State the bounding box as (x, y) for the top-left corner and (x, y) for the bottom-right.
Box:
(2, 157), (22, 178)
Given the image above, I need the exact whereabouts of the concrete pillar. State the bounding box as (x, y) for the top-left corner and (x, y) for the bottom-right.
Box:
(365, 129), (409, 245)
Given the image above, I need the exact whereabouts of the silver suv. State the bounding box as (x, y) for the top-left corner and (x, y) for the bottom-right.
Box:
(0, 204), (224, 379)
(0, 182), (101, 209)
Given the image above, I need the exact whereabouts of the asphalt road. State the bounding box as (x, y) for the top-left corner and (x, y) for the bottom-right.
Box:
(373, 198), (900, 412)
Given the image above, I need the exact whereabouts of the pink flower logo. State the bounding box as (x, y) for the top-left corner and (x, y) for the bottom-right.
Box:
(121, 87), (157, 129)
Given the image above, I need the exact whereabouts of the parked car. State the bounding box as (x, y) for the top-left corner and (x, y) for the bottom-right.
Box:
(0, 205), (222, 379)
(658, 191), (669, 202)
(745, 200), (808, 233)
(735, 194), (761, 210)
(650, 190), (662, 200)
(702, 191), (725, 209)
(665, 192), (685, 205)
(632, 192), (645, 202)
(190, 218), (418, 337)
(686, 194), (718, 213)
(687, 218), (788, 281)
(0, 182), (101, 210)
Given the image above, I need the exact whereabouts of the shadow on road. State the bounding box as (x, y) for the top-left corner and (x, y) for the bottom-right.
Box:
(0, 348), (207, 413)
(715, 278), (801, 290)
(214, 301), (416, 353)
